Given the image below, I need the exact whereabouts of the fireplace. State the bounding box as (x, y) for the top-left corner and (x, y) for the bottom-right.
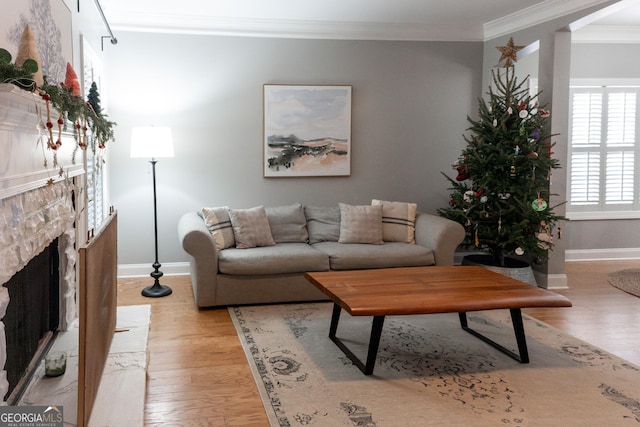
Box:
(0, 183), (77, 403)
(3, 238), (60, 402)
(0, 84), (84, 404)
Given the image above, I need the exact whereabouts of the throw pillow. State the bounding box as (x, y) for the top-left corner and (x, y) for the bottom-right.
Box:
(228, 206), (276, 249)
(372, 199), (417, 244)
(201, 207), (235, 250)
(338, 203), (383, 244)
(304, 206), (341, 244)
(265, 203), (309, 243)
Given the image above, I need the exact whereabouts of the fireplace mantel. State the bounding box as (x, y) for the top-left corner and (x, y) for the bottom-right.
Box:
(0, 83), (84, 201)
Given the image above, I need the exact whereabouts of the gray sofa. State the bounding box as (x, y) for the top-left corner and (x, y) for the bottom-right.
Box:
(178, 202), (465, 308)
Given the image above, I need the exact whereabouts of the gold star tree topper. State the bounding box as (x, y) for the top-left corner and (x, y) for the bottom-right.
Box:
(496, 37), (524, 68)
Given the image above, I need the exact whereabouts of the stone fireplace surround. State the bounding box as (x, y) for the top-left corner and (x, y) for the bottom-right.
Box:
(0, 84), (82, 403)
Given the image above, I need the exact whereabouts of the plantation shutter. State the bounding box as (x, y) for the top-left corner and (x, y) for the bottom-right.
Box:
(569, 90), (603, 206)
(568, 86), (638, 214)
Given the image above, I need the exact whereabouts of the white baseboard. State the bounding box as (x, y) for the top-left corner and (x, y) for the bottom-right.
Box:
(565, 248), (640, 262)
(545, 274), (568, 290)
(118, 262), (190, 278)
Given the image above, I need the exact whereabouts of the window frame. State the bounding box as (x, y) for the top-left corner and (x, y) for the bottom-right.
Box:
(566, 79), (640, 221)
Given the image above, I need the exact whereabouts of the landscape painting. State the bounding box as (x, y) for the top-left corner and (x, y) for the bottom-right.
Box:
(264, 85), (352, 177)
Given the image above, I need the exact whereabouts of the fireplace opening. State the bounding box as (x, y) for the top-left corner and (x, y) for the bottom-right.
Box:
(3, 238), (60, 403)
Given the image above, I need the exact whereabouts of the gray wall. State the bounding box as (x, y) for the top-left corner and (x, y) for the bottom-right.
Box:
(105, 33), (483, 265)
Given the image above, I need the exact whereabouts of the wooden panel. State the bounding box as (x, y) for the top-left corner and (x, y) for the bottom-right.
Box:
(78, 212), (118, 427)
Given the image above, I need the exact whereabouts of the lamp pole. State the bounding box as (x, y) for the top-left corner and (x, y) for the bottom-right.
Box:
(142, 158), (172, 297)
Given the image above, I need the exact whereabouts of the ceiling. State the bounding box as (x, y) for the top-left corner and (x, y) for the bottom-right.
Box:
(100, 0), (640, 42)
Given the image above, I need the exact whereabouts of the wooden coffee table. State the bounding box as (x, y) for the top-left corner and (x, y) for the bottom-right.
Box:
(304, 266), (572, 375)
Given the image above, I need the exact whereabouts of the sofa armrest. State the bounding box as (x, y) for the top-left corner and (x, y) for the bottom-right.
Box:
(178, 211), (219, 307)
(414, 212), (465, 266)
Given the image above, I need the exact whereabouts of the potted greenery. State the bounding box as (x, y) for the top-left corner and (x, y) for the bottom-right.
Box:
(437, 39), (564, 281)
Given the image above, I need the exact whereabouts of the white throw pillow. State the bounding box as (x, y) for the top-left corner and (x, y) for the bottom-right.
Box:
(338, 203), (383, 244)
(228, 206), (276, 249)
(372, 199), (417, 244)
(201, 207), (235, 250)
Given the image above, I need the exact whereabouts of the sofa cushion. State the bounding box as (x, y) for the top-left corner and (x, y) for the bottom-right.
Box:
(312, 241), (435, 270)
(372, 199), (417, 244)
(228, 206), (276, 249)
(305, 206), (340, 244)
(338, 203), (383, 244)
(200, 207), (235, 250)
(265, 203), (309, 243)
(219, 243), (330, 275)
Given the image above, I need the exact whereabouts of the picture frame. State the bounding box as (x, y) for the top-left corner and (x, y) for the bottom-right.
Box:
(263, 84), (352, 177)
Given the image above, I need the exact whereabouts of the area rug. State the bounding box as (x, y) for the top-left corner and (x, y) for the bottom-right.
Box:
(230, 302), (640, 427)
(608, 268), (640, 298)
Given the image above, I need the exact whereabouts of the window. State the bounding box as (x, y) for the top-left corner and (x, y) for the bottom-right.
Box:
(568, 82), (640, 219)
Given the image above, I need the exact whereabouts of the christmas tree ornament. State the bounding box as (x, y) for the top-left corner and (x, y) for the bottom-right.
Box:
(510, 164), (516, 177)
(532, 192), (548, 212)
(507, 106), (513, 115)
(455, 165), (470, 181)
(519, 110), (528, 119)
(496, 37), (525, 68)
(519, 126), (525, 135)
(515, 247), (525, 256)
(492, 118), (498, 127)
(514, 145), (520, 155)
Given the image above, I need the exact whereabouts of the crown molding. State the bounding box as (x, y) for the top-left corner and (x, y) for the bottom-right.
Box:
(111, 14), (484, 41)
(572, 25), (640, 43)
(109, 0), (627, 42)
(483, 0), (614, 40)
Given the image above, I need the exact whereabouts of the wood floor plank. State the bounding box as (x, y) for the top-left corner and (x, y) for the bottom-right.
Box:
(118, 260), (640, 425)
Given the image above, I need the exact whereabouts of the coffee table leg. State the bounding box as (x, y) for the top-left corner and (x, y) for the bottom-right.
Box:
(328, 303), (385, 375)
(459, 309), (529, 363)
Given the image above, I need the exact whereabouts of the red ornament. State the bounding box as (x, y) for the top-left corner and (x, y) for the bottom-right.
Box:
(455, 165), (470, 181)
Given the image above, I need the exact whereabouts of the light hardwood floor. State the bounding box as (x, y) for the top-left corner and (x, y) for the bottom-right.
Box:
(117, 260), (640, 426)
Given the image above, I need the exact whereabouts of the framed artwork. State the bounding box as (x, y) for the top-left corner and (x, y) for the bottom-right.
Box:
(264, 84), (352, 177)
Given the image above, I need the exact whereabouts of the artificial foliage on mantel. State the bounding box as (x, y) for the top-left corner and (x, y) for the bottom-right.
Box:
(0, 24), (115, 169)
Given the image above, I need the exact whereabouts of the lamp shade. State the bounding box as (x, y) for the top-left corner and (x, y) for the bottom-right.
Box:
(130, 126), (174, 159)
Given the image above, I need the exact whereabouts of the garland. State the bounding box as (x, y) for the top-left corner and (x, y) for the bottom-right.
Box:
(0, 47), (116, 156)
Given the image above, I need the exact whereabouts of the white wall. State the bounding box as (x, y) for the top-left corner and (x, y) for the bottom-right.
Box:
(104, 33), (483, 265)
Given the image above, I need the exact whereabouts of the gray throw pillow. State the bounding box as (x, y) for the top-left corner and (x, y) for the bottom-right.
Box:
(305, 206), (340, 244)
(201, 207), (235, 250)
(338, 203), (384, 244)
(228, 206), (276, 249)
(265, 203), (309, 243)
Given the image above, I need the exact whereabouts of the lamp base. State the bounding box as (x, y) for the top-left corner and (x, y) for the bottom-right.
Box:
(141, 283), (172, 298)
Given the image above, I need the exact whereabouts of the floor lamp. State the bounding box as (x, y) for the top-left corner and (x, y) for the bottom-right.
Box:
(130, 126), (174, 297)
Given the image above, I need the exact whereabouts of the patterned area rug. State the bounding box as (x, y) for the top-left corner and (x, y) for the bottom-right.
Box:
(608, 268), (640, 298)
(230, 302), (640, 427)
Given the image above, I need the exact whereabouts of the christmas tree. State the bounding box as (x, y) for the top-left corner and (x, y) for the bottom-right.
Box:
(438, 38), (564, 267)
(87, 81), (102, 115)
